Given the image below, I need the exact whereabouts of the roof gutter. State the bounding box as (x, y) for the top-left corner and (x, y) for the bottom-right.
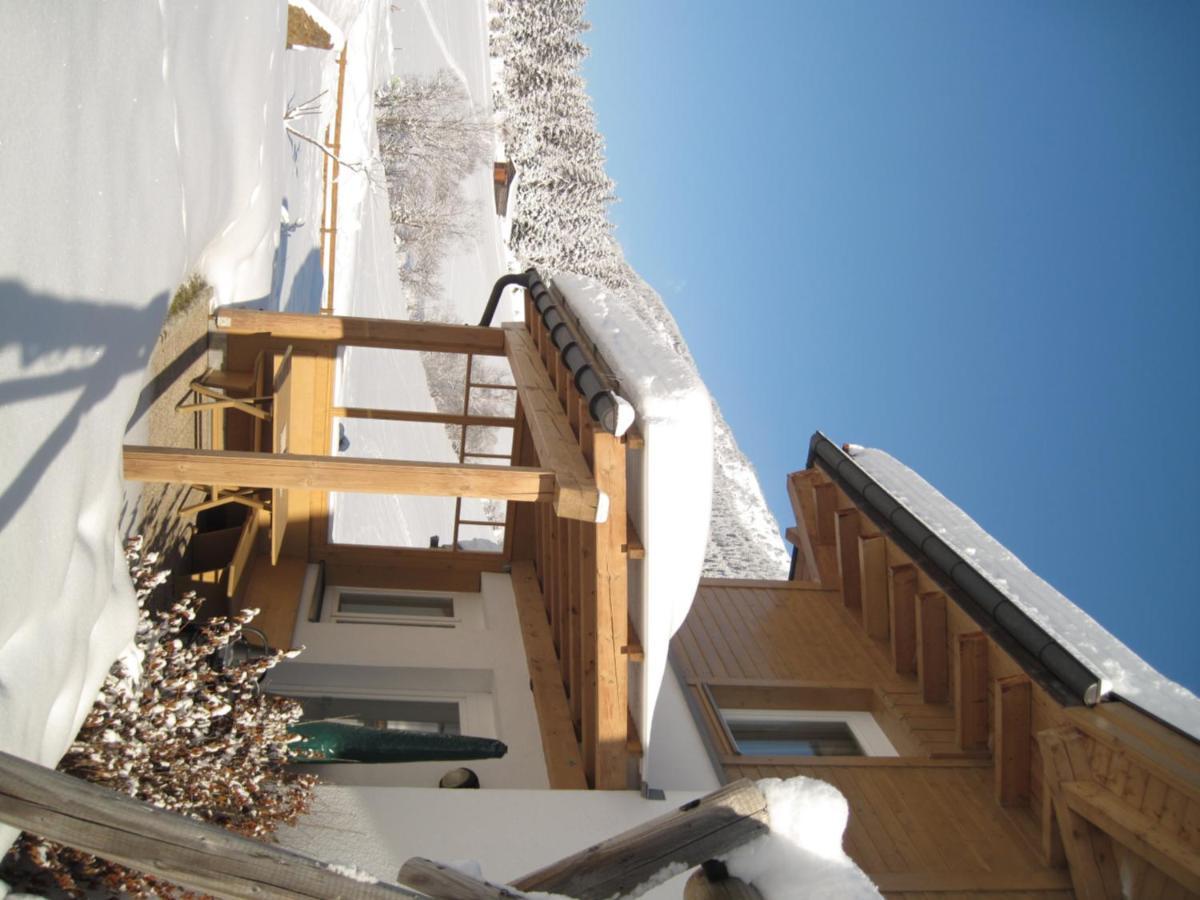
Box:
(806, 431), (1102, 707)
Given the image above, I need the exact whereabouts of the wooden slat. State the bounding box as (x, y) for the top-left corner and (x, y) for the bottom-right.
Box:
(718, 755), (992, 768)
(331, 406), (515, 429)
(214, 307), (507, 355)
(1039, 727), (1123, 899)
(590, 431), (629, 789)
(504, 325), (601, 522)
(271, 346), (294, 565)
(889, 564), (918, 675)
(858, 534), (889, 640)
(872, 869), (1074, 892)
(510, 560), (587, 789)
(955, 631), (989, 750)
(995, 674), (1032, 807)
(835, 509), (862, 613)
(124, 447), (557, 505)
(512, 779), (769, 899)
(0, 749), (420, 900)
(916, 591), (949, 703)
(1062, 779), (1200, 895)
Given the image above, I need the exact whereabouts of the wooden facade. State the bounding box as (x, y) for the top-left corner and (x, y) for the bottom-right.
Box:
(675, 465), (1200, 898)
(126, 295), (636, 790)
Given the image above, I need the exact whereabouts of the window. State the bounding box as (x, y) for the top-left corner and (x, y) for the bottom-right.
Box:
(323, 587), (457, 627)
(293, 695), (461, 734)
(720, 709), (897, 758)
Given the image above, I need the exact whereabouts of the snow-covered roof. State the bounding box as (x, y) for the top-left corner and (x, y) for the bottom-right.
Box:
(550, 272), (713, 773)
(843, 444), (1200, 742)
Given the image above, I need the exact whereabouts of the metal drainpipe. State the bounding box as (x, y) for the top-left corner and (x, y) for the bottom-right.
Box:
(478, 269), (537, 327)
(806, 431), (1102, 707)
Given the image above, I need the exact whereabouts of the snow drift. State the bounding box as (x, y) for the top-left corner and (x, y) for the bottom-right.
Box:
(0, 2), (289, 852)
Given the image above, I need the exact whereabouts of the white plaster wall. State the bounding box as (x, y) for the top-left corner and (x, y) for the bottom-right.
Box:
(642, 663), (722, 794)
(278, 786), (707, 898)
(269, 572), (548, 789)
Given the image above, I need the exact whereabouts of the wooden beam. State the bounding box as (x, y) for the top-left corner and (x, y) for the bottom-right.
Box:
(214, 307), (507, 355)
(332, 406), (515, 429)
(590, 431), (629, 790)
(813, 482), (837, 546)
(785, 471), (837, 587)
(955, 631), (989, 750)
(858, 534), (889, 640)
(504, 325), (602, 522)
(0, 749), (420, 899)
(889, 564), (918, 675)
(994, 674), (1032, 807)
(124, 446), (560, 507)
(916, 591), (949, 703)
(1062, 779), (1200, 895)
(512, 779), (769, 900)
(1039, 728), (1123, 899)
(397, 858), (513, 899)
(510, 561), (587, 789)
(835, 509), (862, 613)
(872, 870), (1074, 892)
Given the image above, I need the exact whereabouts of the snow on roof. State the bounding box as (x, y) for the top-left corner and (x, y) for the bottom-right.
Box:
(550, 272), (712, 768)
(848, 445), (1200, 742)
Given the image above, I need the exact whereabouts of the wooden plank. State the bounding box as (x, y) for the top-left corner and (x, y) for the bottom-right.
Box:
(0, 749), (420, 900)
(332, 406), (515, 429)
(214, 306), (506, 355)
(124, 447), (558, 506)
(995, 674), (1033, 807)
(590, 432), (629, 789)
(271, 346), (294, 565)
(835, 509), (862, 613)
(916, 591), (949, 703)
(858, 534), (889, 640)
(512, 780), (769, 900)
(226, 509), (261, 600)
(1062, 780), (1200, 895)
(889, 564), (918, 675)
(1039, 727), (1123, 900)
(316, 542), (504, 571)
(397, 858), (511, 899)
(510, 561), (588, 789)
(503, 325), (601, 522)
(955, 631), (989, 750)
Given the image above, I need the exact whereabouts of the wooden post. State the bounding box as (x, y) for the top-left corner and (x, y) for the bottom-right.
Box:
(955, 631), (989, 750)
(215, 307), (507, 355)
(123, 446), (579, 511)
(916, 591), (949, 703)
(889, 564), (918, 675)
(994, 675), (1032, 807)
(397, 858), (516, 900)
(858, 535), (889, 640)
(0, 749), (420, 900)
(512, 779), (769, 900)
(590, 431), (629, 789)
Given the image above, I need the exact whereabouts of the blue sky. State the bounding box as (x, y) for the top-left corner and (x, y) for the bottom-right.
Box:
(581, 1), (1200, 692)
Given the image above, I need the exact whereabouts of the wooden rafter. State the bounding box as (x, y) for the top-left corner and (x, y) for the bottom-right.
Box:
(835, 509), (863, 613)
(994, 674), (1032, 806)
(858, 534), (889, 640)
(955, 631), (989, 749)
(916, 591), (949, 703)
(889, 564), (918, 675)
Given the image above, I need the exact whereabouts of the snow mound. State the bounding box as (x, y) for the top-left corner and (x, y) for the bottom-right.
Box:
(550, 272), (712, 763)
(850, 446), (1200, 741)
(724, 777), (881, 899)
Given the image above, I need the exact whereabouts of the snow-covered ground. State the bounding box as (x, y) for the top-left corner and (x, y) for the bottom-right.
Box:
(850, 445), (1200, 741)
(0, 3), (290, 853)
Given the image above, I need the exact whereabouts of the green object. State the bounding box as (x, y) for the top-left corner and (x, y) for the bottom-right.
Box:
(288, 720), (508, 764)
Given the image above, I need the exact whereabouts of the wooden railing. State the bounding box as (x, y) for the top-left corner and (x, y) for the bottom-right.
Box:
(512, 292), (632, 789)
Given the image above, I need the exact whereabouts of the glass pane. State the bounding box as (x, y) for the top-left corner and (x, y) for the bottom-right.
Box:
(729, 719), (863, 757)
(338, 593), (453, 618)
(296, 695), (460, 734)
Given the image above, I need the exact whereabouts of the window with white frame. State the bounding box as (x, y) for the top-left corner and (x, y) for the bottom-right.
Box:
(720, 709), (897, 757)
(322, 587), (457, 627)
